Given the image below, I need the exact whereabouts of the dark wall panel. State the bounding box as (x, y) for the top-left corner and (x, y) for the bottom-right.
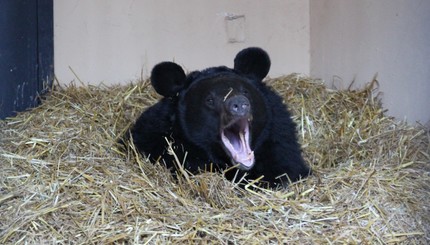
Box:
(0, 0), (53, 119)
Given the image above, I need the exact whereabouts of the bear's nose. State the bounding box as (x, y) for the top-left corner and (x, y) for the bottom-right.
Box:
(225, 95), (250, 117)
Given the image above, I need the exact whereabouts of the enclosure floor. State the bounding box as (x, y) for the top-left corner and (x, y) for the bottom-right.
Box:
(1, 74), (429, 244)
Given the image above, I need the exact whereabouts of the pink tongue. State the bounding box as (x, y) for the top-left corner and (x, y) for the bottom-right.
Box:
(225, 131), (242, 151)
(232, 140), (241, 151)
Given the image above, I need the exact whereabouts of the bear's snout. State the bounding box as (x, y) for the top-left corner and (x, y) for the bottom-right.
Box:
(225, 95), (250, 117)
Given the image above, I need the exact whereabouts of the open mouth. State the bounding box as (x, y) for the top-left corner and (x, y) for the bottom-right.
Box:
(220, 117), (255, 170)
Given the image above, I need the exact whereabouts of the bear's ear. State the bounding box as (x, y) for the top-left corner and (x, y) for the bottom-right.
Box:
(234, 47), (271, 80)
(150, 62), (187, 97)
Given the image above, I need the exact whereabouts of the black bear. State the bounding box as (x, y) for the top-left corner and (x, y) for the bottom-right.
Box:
(128, 47), (310, 188)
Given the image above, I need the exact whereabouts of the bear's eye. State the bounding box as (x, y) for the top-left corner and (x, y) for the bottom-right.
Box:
(206, 96), (214, 107)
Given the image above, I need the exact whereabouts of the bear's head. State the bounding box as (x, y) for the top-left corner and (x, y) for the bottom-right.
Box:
(150, 47), (271, 170)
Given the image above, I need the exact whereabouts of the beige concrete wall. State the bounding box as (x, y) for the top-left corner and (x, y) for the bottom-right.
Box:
(310, 0), (430, 125)
(54, 0), (310, 85)
(54, 0), (430, 124)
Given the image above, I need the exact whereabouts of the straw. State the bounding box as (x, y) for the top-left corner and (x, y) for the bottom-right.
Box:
(1, 74), (428, 244)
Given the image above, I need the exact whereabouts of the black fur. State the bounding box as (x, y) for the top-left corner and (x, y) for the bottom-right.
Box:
(128, 47), (310, 188)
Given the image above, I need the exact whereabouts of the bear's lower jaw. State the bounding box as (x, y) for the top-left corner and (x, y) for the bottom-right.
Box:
(220, 118), (255, 170)
(231, 151), (255, 171)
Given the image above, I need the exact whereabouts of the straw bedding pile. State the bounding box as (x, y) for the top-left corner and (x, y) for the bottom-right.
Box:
(1, 74), (429, 244)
